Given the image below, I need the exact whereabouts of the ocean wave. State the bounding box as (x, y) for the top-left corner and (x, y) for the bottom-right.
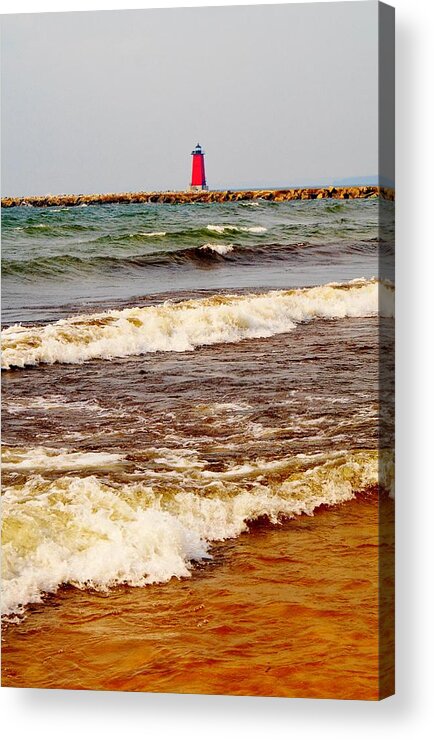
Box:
(2, 239), (391, 279)
(0, 244), (262, 278)
(207, 224), (267, 234)
(10, 222), (93, 236)
(199, 243), (234, 255)
(2, 254), (102, 279)
(1, 447), (393, 616)
(3, 395), (106, 415)
(85, 224), (268, 245)
(129, 231), (167, 237)
(2, 446), (124, 472)
(1, 279), (394, 369)
(1, 245), (240, 278)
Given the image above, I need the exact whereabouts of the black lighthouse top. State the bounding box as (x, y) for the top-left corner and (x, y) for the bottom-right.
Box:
(191, 143), (204, 155)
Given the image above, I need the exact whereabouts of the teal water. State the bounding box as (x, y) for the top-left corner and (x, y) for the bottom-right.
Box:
(1, 198), (392, 323)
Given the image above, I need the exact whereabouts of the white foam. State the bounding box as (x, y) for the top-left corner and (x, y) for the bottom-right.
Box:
(3, 395), (105, 414)
(2, 446), (125, 472)
(207, 224), (267, 234)
(1, 447), (393, 616)
(206, 402), (252, 413)
(1, 279), (395, 369)
(134, 231), (167, 237)
(1, 477), (208, 616)
(199, 243), (234, 255)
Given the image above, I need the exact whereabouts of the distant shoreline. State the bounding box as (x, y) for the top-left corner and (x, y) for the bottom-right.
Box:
(1, 186), (394, 209)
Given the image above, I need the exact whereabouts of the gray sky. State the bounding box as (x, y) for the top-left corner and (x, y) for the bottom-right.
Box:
(1, 2), (379, 196)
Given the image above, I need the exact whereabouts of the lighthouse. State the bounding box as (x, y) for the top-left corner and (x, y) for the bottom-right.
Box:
(189, 143), (208, 191)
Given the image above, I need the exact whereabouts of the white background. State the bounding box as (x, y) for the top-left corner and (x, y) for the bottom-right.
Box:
(1, 0), (433, 737)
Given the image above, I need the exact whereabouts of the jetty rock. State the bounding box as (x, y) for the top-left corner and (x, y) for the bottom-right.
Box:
(1, 186), (394, 209)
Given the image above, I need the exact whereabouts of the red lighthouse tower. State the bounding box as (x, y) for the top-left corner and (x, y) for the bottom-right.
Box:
(190, 143), (208, 191)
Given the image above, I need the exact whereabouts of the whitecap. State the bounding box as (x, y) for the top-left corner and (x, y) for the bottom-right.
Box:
(199, 243), (234, 255)
(131, 231), (167, 237)
(1, 279), (395, 370)
(1, 445), (125, 472)
(206, 224), (267, 234)
(1, 447), (393, 616)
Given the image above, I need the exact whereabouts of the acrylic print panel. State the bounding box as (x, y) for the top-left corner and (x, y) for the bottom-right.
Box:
(1, 2), (395, 699)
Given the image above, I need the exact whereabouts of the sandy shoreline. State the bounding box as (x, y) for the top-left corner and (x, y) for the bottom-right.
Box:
(1, 492), (394, 700)
(1, 186), (394, 209)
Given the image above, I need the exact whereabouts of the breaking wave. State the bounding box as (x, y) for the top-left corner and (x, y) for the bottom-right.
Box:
(1, 279), (394, 369)
(2, 446), (124, 472)
(2, 239), (391, 279)
(1, 446), (394, 616)
(199, 243), (234, 255)
(206, 224), (267, 234)
(129, 231), (167, 237)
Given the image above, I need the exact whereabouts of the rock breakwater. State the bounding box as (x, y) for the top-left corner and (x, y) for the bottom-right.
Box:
(1, 186), (394, 209)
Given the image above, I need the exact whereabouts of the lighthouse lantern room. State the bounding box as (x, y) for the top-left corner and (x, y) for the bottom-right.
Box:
(189, 143), (208, 191)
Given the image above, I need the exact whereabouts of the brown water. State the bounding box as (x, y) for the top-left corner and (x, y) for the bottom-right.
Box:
(2, 494), (394, 699)
(1, 286), (394, 697)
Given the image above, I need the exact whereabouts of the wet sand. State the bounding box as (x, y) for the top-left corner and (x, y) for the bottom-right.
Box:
(2, 493), (394, 700)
